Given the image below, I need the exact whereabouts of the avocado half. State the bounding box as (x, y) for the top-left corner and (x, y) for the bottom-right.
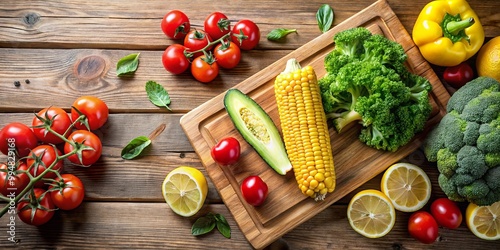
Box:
(223, 89), (292, 175)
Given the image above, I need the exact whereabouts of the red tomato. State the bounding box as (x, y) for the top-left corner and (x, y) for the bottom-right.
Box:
(231, 19), (260, 50)
(408, 211), (439, 244)
(241, 175), (268, 206)
(214, 41), (241, 69)
(64, 130), (102, 166)
(204, 12), (231, 40)
(32, 106), (72, 144)
(191, 55), (219, 83)
(0, 161), (29, 196)
(17, 188), (55, 226)
(0, 122), (38, 157)
(160, 10), (190, 40)
(184, 30), (213, 58)
(71, 96), (109, 131)
(430, 198), (463, 229)
(443, 62), (474, 89)
(211, 137), (240, 165)
(162, 44), (191, 75)
(27, 145), (64, 186)
(50, 174), (85, 210)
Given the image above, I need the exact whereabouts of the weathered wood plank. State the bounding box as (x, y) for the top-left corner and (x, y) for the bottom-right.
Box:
(1, 0), (498, 50)
(0, 201), (496, 249)
(0, 0), (369, 50)
(0, 48), (289, 112)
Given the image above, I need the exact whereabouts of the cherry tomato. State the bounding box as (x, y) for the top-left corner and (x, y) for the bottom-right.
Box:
(0, 161), (29, 196)
(0, 122), (38, 158)
(214, 40), (241, 69)
(204, 12), (231, 40)
(71, 96), (109, 131)
(64, 130), (102, 166)
(231, 19), (260, 50)
(184, 30), (213, 58)
(160, 10), (190, 40)
(27, 145), (64, 187)
(162, 44), (191, 75)
(17, 188), (55, 226)
(241, 175), (268, 206)
(32, 106), (71, 144)
(430, 198), (463, 229)
(443, 62), (474, 89)
(211, 137), (241, 165)
(49, 173), (85, 210)
(408, 211), (439, 244)
(191, 55), (219, 83)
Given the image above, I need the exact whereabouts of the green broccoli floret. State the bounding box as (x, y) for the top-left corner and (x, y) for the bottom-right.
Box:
(438, 174), (465, 202)
(423, 76), (500, 206)
(446, 76), (500, 113)
(323, 27), (371, 74)
(477, 117), (500, 154)
(461, 91), (500, 123)
(363, 34), (407, 66)
(436, 148), (458, 178)
(319, 27), (432, 152)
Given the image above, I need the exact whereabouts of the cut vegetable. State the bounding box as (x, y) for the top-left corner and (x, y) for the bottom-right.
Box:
(224, 89), (292, 175)
(274, 59), (336, 200)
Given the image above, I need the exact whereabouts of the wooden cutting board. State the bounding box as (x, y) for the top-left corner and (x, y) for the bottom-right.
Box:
(180, 0), (450, 248)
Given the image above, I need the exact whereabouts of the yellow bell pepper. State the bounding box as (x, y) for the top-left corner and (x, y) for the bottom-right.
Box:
(412, 0), (484, 67)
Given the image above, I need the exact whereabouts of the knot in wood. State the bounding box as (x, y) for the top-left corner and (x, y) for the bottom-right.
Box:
(23, 13), (40, 26)
(75, 55), (106, 80)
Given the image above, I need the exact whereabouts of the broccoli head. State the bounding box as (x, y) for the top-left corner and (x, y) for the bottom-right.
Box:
(319, 27), (432, 152)
(423, 76), (500, 206)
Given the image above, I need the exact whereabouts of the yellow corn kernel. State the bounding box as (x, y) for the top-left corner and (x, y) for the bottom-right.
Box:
(274, 58), (336, 201)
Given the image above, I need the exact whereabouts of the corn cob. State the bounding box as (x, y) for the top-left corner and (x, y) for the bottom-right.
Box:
(274, 58), (336, 201)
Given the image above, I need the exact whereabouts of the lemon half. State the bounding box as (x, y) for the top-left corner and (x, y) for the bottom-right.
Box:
(381, 162), (431, 212)
(162, 166), (208, 217)
(466, 201), (500, 240)
(347, 189), (396, 238)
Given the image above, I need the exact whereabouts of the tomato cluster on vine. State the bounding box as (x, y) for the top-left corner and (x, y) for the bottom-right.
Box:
(160, 10), (261, 83)
(0, 96), (109, 226)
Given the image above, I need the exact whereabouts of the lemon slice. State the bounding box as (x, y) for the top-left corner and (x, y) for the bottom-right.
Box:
(162, 166), (208, 217)
(347, 189), (396, 238)
(466, 201), (500, 240)
(381, 162), (431, 212)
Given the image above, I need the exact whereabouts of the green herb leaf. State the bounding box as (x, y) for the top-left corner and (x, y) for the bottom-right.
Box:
(215, 214), (231, 239)
(191, 213), (231, 238)
(191, 215), (216, 236)
(316, 4), (335, 33)
(117, 53), (140, 76)
(145, 80), (172, 111)
(121, 136), (151, 160)
(266, 28), (297, 41)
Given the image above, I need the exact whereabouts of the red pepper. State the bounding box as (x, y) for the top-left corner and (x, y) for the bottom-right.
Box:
(443, 62), (474, 88)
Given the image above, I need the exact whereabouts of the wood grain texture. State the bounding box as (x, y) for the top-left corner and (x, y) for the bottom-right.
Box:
(0, 48), (288, 112)
(0, 200), (497, 249)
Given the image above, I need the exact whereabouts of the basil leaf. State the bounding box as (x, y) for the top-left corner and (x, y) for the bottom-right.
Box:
(121, 136), (151, 160)
(266, 28), (297, 41)
(316, 4), (335, 33)
(117, 53), (140, 76)
(191, 216), (216, 236)
(215, 214), (231, 239)
(145, 80), (172, 111)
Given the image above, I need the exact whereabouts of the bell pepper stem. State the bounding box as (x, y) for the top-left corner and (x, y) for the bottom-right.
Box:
(446, 17), (475, 35)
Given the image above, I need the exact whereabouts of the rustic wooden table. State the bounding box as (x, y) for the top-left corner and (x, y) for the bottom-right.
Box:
(0, 0), (498, 249)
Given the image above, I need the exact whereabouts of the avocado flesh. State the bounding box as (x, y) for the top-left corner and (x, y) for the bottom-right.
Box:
(223, 89), (292, 175)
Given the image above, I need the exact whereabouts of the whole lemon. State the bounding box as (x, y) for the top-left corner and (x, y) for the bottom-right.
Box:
(476, 36), (500, 82)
